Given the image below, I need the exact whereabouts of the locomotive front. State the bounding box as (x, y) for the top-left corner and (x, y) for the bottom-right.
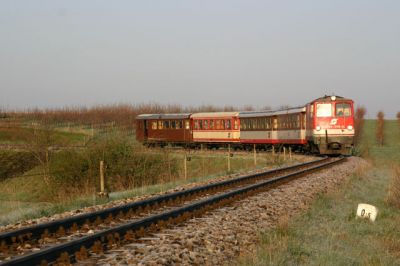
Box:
(306, 95), (355, 155)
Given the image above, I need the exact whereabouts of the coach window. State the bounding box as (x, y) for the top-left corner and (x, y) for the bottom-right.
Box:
(171, 120), (176, 129)
(216, 119), (221, 129)
(158, 120), (163, 129)
(336, 103), (351, 116)
(234, 119), (238, 130)
(152, 121), (157, 130)
(203, 120), (208, 130)
(225, 119), (231, 129)
(163, 120), (170, 129)
(185, 120), (190, 130)
(194, 120), (199, 130)
(273, 118), (278, 130)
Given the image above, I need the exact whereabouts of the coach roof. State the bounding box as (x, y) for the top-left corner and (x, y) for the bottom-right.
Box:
(190, 112), (239, 118)
(239, 107), (306, 118)
(136, 113), (191, 120)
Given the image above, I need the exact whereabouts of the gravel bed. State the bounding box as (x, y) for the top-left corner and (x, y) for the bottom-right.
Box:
(90, 156), (368, 266)
(0, 155), (312, 232)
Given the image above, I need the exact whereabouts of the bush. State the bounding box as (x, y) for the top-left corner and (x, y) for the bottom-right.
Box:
(49, 132), (180, 199)
(0, 151), (38, 180)
(354, 106), (366, 146)
(376, 111), (385, 146)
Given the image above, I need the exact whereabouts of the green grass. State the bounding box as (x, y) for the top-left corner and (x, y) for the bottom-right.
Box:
(244, 119), (400, 265)
(0, 149), (300, 225)
(0, 126), (87, 145)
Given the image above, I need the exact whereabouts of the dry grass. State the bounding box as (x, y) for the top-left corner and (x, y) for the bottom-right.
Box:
(386, 166), (400, 208)
(2, 103), (243, 130)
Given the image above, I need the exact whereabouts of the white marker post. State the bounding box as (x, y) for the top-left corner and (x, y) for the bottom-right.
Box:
(356, 203), (378, 222)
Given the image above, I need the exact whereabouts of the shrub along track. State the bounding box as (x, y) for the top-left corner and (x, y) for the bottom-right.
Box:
(0, 156), (345, 265)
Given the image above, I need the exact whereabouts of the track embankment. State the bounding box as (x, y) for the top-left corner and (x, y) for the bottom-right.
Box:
(94, 157), (367, 265)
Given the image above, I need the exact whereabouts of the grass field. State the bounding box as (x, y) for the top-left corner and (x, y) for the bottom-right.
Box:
(0, 143), (302, 225)
(243, 119), (400, 265)
(0, 126), (87, 145)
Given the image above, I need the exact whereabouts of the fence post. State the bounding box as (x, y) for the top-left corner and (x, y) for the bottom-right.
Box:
(100, 161), (105, 193)
(98, 161), (108, 198)
(227, 144), (231, 172)
(253, 144), (257, 166)
(184, 154), (188, 180)
(283, 146), (286, 161)
(272, 146), (275, 162)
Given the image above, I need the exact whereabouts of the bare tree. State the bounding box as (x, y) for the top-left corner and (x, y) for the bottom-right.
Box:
(278, 105), (291, 110)
(243, 105), (255, 111)
(354, 106), (366, 146)
(376, 111), (385, 146)
(397, 112), (400, 128)
(28, 121), (56, 185)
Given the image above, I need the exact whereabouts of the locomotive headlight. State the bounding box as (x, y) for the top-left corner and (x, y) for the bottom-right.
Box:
(347, 125), (353, 130)
(316, 126), (321, 131)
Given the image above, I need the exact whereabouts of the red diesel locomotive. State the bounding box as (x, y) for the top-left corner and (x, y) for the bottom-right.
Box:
(136, 95), (355, 155)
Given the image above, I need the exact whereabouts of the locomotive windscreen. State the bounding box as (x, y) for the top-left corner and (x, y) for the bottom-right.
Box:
(316, 103), (332, 117)
(335, 103), (352, 116)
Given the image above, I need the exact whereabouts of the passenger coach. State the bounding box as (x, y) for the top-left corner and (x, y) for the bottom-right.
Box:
(239, 107), (306, 149)
(191, 112), (240, 147)
(135, 113), (192, 146)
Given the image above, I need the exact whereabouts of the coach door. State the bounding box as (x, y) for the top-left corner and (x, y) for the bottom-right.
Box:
(143, 120), (148, 140)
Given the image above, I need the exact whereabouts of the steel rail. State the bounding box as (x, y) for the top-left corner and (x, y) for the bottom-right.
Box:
(0, 157), (345, 266)
(0, 157), (328, 247)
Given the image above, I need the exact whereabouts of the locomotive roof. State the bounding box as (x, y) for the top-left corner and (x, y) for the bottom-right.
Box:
(191, 112), (239, 118)
(310, 95), (353, 103)
(239, 107), (306, 118)
(136, 113), (191, 120)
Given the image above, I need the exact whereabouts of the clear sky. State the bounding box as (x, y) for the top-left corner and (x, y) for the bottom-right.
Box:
(1, 1), (399, 118)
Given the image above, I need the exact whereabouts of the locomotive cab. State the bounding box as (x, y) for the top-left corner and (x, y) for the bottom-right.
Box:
(306, 95), (354, 155)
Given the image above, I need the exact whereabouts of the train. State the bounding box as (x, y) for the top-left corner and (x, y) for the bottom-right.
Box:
(135, 95), (355, 155)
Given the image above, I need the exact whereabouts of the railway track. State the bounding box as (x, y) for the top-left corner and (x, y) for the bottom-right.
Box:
(0, 156), (345, 265)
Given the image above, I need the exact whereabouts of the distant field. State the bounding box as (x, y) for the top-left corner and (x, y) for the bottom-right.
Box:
(244, 119), (400, 265)
(0, 126), (87, 146)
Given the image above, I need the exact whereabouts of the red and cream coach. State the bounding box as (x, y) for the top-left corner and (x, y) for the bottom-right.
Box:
(239, 107), (307, 148)
(191, 112), (240, 148)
